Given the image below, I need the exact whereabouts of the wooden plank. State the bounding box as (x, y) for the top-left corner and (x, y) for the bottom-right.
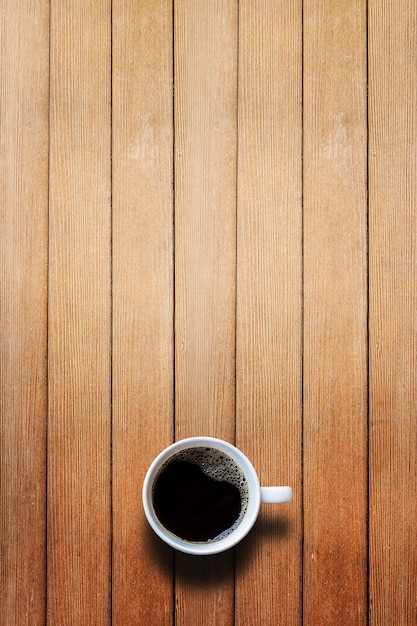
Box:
(368, 1), (417, 623)
(0, 1), (49, 623)
(235, 1), (303, 625)
(303, 1), (368, 623)
(174, 1), (238, 624)
(112, 1), (174, 624)
(47, 1), (112, 622)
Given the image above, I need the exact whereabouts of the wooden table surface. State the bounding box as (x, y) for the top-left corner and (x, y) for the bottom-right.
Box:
(1, 1), (416, 624)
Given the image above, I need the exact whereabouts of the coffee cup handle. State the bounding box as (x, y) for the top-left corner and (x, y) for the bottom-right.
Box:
(260, 486), (292, 504)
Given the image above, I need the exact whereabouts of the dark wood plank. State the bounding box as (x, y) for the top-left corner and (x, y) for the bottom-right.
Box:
(47, 1), (112, 622)
(174, 1), (238, 624)
(368, 1), (417, 623)
(303, 1), (368, 623)
(0, 1), (49, 622)
(112, 1), (174, 623)
(235, 1), (303, 624)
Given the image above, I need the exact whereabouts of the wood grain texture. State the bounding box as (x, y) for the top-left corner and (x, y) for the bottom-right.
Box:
(112, 1), (174, 624)
(174, 0), (238, 442)
(303, 1), (368, 623)
(48, 1), (112, 623)
(0, 1), (49, 623)
(368, 1), (417, 623)
(2, 4), (417, 624)
(173, 1), (238, 624)
(235, 1), (303, 624)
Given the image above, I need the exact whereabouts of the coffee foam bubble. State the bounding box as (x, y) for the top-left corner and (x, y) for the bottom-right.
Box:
(163, 446), (249, 535)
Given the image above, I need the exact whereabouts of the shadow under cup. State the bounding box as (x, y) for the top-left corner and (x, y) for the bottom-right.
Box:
(142, 437), (263, 556)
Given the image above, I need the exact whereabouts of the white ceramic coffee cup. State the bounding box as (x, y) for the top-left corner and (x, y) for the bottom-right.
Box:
(142, 436), (292, 555)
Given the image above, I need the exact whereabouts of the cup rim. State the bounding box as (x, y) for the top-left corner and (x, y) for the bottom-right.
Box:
(142, 436), (261, 555)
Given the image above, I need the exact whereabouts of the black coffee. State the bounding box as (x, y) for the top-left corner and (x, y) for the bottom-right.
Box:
(152, 447), (248, 543)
